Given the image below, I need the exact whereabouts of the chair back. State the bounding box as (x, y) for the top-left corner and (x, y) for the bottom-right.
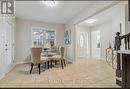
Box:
(31, 47), (42, 64)
(60, 47), (65, 59)
(51, 46), (61, 55)
(57, 46), (61, 55)
(51, 46), (57, 52)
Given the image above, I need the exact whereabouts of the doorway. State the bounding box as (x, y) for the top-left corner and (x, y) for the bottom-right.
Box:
(1, 18), (14, 75)
(6, 24), (12, 64)
(75, 25), (90, 59)
(91, 30), (101, 58)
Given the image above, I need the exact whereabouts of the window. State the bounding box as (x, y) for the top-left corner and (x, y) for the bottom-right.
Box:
(32, 27), (55, 47)
(97, 31), (100, 48)
(33, 30), (43, 47)
(46, 30), (55, 46)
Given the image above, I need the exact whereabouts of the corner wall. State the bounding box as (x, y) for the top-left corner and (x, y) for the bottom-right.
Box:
(15, 18), (65, 63)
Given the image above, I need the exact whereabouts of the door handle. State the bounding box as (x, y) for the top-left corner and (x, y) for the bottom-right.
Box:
(5, 44), (8, 47)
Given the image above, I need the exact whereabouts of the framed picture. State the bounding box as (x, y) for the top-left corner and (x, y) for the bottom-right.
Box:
(64, 30), (71, 45)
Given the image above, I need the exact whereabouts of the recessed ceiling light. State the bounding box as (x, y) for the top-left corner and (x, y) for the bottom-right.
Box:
(85, 19), (97, 23)
(42, 0), (56, 7)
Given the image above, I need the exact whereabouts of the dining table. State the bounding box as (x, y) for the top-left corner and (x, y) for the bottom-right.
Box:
(41, 49), (58, 69)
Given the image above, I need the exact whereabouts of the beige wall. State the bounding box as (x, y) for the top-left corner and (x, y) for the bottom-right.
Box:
(15, 18), (65, 63)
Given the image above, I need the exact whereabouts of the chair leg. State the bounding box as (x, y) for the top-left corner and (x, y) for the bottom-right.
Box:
(48, 61), (49, 69)
(63, 59), (66, 66)
(61, 60), (64, 69)
(51, 60), (53, 68)
(45, 62), (46, 69)
(30, 63), (34, 74)
(38, 63), (40, 74)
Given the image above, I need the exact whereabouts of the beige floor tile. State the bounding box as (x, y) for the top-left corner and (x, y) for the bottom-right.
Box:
(0, 59), (120, 88)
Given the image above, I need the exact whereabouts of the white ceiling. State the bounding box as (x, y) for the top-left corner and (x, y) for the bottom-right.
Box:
(15, 1), (93, 24)
(78, 2), (120, 27)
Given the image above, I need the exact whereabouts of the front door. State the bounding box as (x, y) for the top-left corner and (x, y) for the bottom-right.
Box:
(77, 31), (89, 58)
(2, 19), (14, 74)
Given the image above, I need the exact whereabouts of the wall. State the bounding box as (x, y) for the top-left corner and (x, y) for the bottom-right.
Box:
(65, 26), (75, 62)
(125, 2), (130, 34)
(15, 18), (65, 63)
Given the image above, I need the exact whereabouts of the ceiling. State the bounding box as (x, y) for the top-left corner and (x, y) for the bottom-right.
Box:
(15, 1), (93, 24)
(78, 2), (120, 27)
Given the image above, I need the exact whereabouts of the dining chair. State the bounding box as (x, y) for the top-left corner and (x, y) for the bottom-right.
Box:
(30, 47), (49, 74)
(51, 46), (60, 54)
(50, 47), (66, 69)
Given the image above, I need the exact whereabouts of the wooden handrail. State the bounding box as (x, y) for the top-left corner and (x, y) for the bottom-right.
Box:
(115, 32), (130, 86)
(121, 32), (130, 38)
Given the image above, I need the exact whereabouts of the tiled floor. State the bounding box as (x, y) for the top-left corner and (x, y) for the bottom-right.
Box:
(0, 59), (120, 88)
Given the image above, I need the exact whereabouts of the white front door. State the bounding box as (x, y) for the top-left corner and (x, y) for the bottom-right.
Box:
(77, 31), (89, 58)
(5, 21), (13, 67)
(1, 19), (14, 76)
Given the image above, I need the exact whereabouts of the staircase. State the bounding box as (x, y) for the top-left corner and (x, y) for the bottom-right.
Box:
(115, 32), (130, 87)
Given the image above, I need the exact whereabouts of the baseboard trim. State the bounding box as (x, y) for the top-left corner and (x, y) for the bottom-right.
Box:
(66, 59), (73, 63)
(100, 58), (106, 60)
(15, 61), (31, 65)
(76, 57), (106, 60)
(0, 73), (5, 80)
(15, 60), (73, 65)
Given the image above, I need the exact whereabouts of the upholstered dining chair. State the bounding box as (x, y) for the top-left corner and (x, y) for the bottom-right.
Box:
(30, 47), (49, 74)
(51, 46), (60, 54)
(50, 47), (66, 69)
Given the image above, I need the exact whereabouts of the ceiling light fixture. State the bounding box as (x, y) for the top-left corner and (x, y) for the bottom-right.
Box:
(43, 0), (56, 7)
(85, 19), (97, 23)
